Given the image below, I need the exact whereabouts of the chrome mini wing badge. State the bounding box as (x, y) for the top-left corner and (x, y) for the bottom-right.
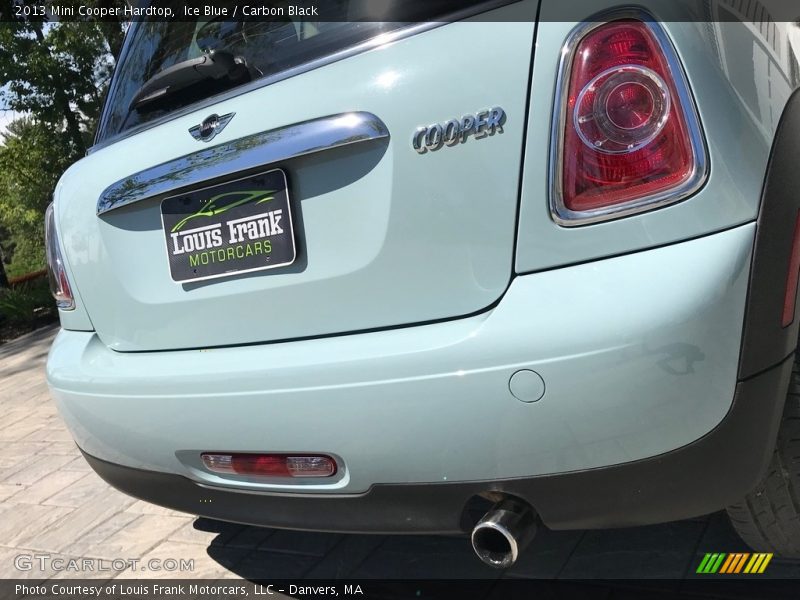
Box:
(189, 112), (235, 142)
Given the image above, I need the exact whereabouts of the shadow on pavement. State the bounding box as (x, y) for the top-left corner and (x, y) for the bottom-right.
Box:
(200, 512), (800, 582)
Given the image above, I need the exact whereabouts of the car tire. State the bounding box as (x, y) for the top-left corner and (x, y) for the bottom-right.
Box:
(727, 352), (800, 557)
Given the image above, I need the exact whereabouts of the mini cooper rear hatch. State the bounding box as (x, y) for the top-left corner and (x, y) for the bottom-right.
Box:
(46, 0), (800, 566)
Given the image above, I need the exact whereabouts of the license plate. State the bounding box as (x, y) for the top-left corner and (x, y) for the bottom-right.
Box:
(160, 169), (296, 283)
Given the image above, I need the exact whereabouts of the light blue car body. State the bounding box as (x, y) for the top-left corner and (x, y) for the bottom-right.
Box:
(45, 0), (800, 532)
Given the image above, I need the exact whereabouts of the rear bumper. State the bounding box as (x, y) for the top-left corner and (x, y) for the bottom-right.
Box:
(48, 224), (769, 530)
(81, 353), (791, 533)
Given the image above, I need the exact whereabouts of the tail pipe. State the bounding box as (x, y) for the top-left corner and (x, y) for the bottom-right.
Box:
(471, 497), (538, 568)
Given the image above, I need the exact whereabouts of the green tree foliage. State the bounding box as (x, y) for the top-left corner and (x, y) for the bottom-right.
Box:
(0, 117), (76, 275)
(0, 3), (125, 278)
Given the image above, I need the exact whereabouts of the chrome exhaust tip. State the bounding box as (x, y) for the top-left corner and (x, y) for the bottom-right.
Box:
(471, 497), (537, 568)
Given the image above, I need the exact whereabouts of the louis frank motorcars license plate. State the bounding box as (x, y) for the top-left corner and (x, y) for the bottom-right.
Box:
(160, 169), (296, 283)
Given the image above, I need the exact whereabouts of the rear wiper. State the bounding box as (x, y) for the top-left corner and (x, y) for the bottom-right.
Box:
(130, 51), (249, 111)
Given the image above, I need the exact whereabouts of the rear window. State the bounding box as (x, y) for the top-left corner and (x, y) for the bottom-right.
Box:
(97, 0), (496, 144)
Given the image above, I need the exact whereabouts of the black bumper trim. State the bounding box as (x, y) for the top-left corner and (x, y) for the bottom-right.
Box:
(82, 355), (792, 534)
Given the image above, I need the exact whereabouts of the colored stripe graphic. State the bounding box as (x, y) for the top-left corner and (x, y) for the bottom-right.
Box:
(758, 553), (773, 573)
(697, 553), (725, 573)
(744, 554), (760, 574)
(696, 554), (713, 573)
(718, 554), (735, 574)
(720, 553), (738, 574)
(733, 553), (749, 573)
(697, 553), (773, 574)
(712, 554), (726, 573)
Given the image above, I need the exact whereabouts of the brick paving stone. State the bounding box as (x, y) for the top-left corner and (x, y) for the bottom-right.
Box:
(0, 417), (47, 443)
(22, 427), (75, 443)
(0, 408), (37, 430)
(223, 526), (276, 550)
(32, 488), (137, 553)
(0, 453), (48, 484)
(0, 503), (74, 548)
(0, 483), (23, 503)
(168, 518), (243, 548)
(221, 550), (319, 580)
(48, 561), (122, 580)
(88, 515), (190, 558)
(166, 519), (224, 547)
(62, 456), (93, 472)
(558, 520), (707, 579)
(40, 441), (81, 456)
(64, 511), (141, 558)
(0, 454), (74, 486)
(0, 441), (50, 468)
(302, 535), (387, 579)
(42, 472), (113, 508)
(505, 529), (585, 579)
(124, 499), (189, 518)
(11, 470), (86, 505)
(114, 541), (242, 579)
(0, 546), (55, 579)
(258, 529), (343, 557)
(350, 535), (503, 579)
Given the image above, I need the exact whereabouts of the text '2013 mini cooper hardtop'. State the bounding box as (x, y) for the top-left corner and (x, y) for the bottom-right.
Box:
(45, 0), (800, 567)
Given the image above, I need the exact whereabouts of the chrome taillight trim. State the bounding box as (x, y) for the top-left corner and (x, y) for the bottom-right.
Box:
(44, 203), (75, 311)
(549, 10), (709, 227)
(96, 111), (389, 216)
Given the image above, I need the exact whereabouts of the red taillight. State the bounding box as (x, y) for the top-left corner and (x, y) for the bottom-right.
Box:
(552, 18), (707, 224)
(201, 453), (337, 478)
(45, 203), (76, 310)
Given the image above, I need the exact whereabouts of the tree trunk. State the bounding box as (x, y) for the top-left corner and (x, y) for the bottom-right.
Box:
(56, 87), (87, 157)
(98, 18), (125, 60)
(32, 23), (86, 157)
(0, 251), (9, 289)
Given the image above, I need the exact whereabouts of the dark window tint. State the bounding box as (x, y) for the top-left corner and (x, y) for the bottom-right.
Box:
(97, 0), (498, 142)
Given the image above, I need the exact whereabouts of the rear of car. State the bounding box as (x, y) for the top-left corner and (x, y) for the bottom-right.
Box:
(45, 0), (800, 565)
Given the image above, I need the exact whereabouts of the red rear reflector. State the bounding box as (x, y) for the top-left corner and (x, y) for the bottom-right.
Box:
(552, 17), (706, 224)
(201, 453), (337, 478)
(782, 211), (800, 327)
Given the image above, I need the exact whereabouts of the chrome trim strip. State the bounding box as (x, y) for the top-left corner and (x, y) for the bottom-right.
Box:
(97, 112), (389, 216)
(91, 0), (519, 153)
(548, 9), (709, 227)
